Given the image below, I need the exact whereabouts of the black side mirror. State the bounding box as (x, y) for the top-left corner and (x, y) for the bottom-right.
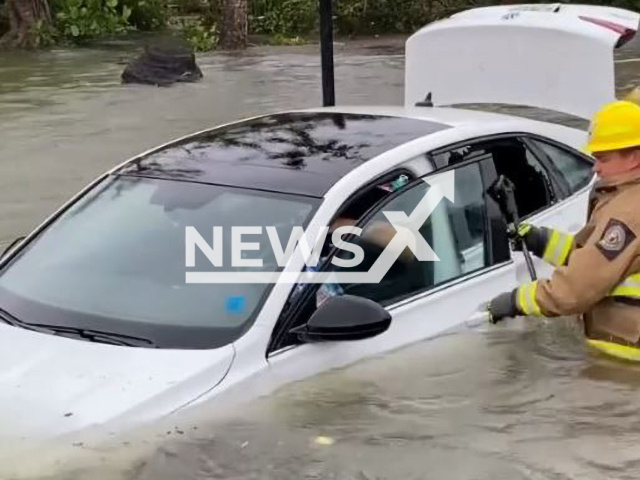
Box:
(0, 236), (25, 260)
(290, 295), (391, 343)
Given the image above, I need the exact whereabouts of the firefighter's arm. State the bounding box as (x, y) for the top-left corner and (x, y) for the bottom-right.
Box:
(514, 223), (575, 267)
(517, 217), (640, 317)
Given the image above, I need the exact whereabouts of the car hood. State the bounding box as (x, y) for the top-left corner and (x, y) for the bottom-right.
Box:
(0, 323), (235, 443)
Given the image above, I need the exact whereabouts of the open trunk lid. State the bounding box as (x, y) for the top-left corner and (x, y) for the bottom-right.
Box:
(405, 4), (639, 119)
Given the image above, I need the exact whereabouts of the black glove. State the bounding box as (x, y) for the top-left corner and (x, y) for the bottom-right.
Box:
(509, 223), (549, 258)
(487, 290), (520, 324)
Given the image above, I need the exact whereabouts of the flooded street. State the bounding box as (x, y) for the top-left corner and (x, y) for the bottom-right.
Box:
(121, 320), (640, 480)
(0, 29), (639, 480)
(0, 37), (406, 249)
(11, 318), (640, 480)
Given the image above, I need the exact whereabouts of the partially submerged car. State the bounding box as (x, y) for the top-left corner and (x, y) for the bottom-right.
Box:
(0, 4), (637, 448)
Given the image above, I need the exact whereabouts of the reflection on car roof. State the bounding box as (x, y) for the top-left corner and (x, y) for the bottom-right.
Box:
(116, 112), (452, 197)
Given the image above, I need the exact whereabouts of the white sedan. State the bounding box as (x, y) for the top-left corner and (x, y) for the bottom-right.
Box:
(0, 4), (637, 446)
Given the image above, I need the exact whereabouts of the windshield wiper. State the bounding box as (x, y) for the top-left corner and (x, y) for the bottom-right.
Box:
(0, 308), (54, 334)
(29, 324), (158, 348)
(0, 308), (156, 348)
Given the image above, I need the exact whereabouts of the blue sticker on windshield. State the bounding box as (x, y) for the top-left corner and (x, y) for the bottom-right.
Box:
(226, 296), (246, 314)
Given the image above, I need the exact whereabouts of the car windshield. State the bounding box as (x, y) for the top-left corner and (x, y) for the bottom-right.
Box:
(0, 176), (319, 349)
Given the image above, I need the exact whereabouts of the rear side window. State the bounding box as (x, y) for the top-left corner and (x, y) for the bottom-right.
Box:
(530, 139), (594, 193)
(432, 137), (556, 219)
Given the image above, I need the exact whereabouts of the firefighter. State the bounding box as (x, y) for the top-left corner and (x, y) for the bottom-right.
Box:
(486, 99), (640, 361)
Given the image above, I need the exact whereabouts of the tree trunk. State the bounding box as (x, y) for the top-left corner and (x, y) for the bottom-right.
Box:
(1, 0), (51, 49)
(221, 0), (247, 50)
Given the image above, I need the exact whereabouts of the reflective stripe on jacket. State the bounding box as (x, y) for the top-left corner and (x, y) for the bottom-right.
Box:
(541, 230), (575, 267)
(516, 272), (640, 317)
(586, 339), (640, 361)
(610, 273), (640, 300)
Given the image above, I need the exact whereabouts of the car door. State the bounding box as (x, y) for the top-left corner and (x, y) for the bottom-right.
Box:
(265, 156), (510, 378)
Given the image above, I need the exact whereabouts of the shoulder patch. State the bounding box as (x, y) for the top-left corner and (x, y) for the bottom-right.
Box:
(595, 218), (636, 261)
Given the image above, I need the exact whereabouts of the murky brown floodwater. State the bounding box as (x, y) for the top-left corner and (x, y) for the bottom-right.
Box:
(0, 36), (407, 250)
(126, 321), (640, 480)
(0, 29), (639, 480)
(11, 317), (640, 480)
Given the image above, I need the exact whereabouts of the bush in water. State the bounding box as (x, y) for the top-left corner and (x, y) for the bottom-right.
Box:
(53, 0), (132, 42)
(29, 0), (166, 45)
(176, 17), (219, 51)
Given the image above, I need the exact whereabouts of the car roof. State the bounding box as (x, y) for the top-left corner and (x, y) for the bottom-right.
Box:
(307, 105), (510, 126)
(300, 104), (588, 130)
(114, 106), (586, 198)
(114, 111), (452, 198)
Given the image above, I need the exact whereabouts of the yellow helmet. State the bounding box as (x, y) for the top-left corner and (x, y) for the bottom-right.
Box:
(585, 100), (640, 154)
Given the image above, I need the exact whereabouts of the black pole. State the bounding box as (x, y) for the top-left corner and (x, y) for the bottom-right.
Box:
(319, 0), (335, 107)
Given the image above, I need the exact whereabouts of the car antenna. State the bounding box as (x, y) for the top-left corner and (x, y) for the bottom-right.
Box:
(320, 0), (335, 107)
(415, 92), (434, 107)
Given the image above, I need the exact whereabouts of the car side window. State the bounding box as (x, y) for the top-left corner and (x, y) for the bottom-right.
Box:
(529, 139), (594, 193)
(432, 137), (556, 219)
(322, 162), (489, 306)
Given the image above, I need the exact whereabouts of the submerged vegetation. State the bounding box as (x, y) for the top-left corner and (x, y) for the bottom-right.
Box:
(0, 0), (637, 50)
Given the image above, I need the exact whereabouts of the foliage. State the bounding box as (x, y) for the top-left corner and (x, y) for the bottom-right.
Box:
(27, 0), (168, 46)
(247, 0), (640, 38)
(250, 0), (317, 36)
(50, 0), (131, 42)
(124, 0), (167, 30)
(29, 0), (208, 48)
(268, 33), (305, 45)
(177, 16), (218, 50)
(16, 0), (640, 50)
(334, 0), (419, 35)
(247, 0), (496, 37)
(332, 0), (489, 35)
(172, 0), (206, 15)
(31, 19), (59, 47)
